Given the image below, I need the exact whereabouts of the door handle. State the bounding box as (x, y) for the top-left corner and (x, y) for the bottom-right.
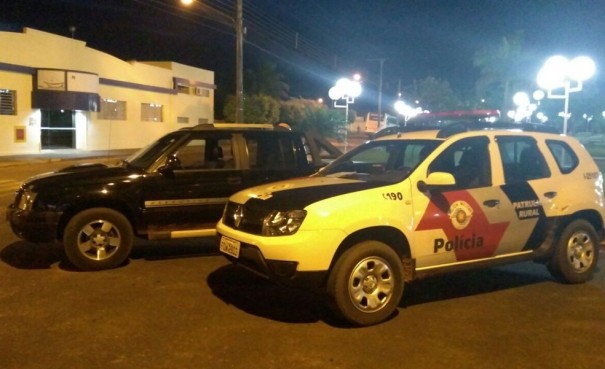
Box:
(544, 191), (557, 199)
(227, 177), (242, 185)
(483, 199), (500, 208)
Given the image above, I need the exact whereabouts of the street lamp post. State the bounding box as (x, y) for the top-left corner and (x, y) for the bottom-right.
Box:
(181, 0), (245, 122)
(536, 55), (596, 134)
(394, 100), (421, 125)
(329, 77), (362, 152)
(509, 91), (537, 122)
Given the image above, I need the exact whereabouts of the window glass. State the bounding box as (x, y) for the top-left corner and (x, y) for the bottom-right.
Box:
(244, 133), (306, 170)
(99, 99), (126, 120)
(141, 103), (163, 122)
(175, 137), (234, 169)
(320, 139), (441, 183)
(429, 136), (491, 188)
(176, 84), (190, 94)
(546, 139), (578, 174)
(195, 88), (210, 97)
(126, 133), (182, 169)
(497, 136), (550, 183)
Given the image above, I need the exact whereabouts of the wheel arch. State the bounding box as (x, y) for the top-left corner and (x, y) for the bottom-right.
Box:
(328, 226), (411, 275)
(555, 209), (604, 240)
(57, 199), (138, 241)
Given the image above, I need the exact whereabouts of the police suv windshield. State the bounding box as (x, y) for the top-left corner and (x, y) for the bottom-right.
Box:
(317, 139), (442, 182)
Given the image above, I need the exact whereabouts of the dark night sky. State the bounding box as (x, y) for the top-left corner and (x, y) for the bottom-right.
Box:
(2, 0), (605, 113)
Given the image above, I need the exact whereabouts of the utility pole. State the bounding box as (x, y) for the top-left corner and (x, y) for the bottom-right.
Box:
(179, 0), (244, 121)
(377, 58), (384, 126)
(368, 58), (386, 127)
(235, 0), (244, 122)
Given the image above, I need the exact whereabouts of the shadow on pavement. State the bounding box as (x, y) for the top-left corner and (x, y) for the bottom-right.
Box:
(129, 237), (221, 261)
(0, 237), (221, 270)
(402, 263), (554, 306)
(206, 262), (555, 327)
(0, 241), (67, 270)
(207, 264), (343, 326)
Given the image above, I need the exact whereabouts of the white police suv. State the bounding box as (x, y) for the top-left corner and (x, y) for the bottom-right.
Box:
(217, 123), (604, 326)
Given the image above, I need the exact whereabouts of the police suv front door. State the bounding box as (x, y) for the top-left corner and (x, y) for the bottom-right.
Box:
(412, 136), (521, 269)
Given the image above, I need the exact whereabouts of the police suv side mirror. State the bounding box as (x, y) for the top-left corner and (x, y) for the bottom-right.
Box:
(417, 172), (456, 192)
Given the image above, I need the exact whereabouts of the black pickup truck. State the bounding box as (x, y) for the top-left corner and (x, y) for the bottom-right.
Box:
(7, 123), (341, 270)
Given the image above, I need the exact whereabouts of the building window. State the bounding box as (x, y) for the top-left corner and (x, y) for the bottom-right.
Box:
(198, 118), (209, 124)
(99, 99), (126, 120)
(0, 89), (16, 115)
(177, 116), (189, 124)
(141, 103), (163, 122)
(177, 84), (190, 94)
(195, 87), (210, 97)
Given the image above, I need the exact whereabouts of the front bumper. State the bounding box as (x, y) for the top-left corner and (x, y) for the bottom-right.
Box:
(216, 222), (345, 288)
(220, 238), (327, 288)
(6, 204), (61, 242)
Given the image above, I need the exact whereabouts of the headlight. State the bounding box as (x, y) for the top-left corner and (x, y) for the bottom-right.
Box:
(17, 189), (38, 211)
(262, 210), (307, 236)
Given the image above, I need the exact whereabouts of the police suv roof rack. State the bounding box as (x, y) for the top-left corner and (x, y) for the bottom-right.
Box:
(436, 121), (560, 138)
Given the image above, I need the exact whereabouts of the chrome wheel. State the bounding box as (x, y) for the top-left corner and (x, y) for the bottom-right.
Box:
(327, 241), (404, 326)
(348, 256), (395, 313)
(77, 219), (122, 261)
(64, 208), (133, 270)
(565, 230), (595, 273)
(547, 220), (599, 284)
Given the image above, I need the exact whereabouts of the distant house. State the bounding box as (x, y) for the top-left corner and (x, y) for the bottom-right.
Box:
(0, 27), (215, 155)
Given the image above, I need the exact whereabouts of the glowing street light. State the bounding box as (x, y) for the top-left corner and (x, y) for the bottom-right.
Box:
(329, 77), (362, 152)
(394, 100), (422, 124)
(536, 55), (596, 134)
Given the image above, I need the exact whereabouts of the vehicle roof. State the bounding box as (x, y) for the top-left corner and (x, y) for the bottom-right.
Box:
(373, 120), (560, 138)
(184, 123), (291, 131)
(374, 122), (565, 142)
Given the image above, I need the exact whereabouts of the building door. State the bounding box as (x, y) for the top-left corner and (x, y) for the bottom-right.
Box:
(41, 109), (75, 149)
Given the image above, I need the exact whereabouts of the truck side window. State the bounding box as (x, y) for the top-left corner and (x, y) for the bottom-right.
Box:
(245, 134), (304, 170)
(175, 137), (234, 170)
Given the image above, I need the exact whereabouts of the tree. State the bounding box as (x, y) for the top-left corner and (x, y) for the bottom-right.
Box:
(222, 62), (289, 123)
(223, 94), (280, 123)
(412, 76), (459, 111)
(245, 62), (289, 100)
(473, 31), (532, 113)
(280, 98), (344, 136)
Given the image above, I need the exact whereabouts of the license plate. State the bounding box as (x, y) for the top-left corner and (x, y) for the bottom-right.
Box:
(219, 236), (241, 258)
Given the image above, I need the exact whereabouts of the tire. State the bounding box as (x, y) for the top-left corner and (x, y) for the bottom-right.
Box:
(63, 208), (134, 271)
(548, 220), (599, 284)
(327, 240), (404, 326)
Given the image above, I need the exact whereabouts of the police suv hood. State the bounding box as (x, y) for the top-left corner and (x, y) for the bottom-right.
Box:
(230, 176), (387, 210)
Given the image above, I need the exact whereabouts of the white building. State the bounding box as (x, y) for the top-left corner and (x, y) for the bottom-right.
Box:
(0, 27), (215, 155)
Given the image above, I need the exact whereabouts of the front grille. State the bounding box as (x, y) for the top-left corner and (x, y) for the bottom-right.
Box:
(222, 201), (266, 234)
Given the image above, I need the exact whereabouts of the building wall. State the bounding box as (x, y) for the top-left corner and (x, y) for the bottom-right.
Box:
(0, 27), (215, 155)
